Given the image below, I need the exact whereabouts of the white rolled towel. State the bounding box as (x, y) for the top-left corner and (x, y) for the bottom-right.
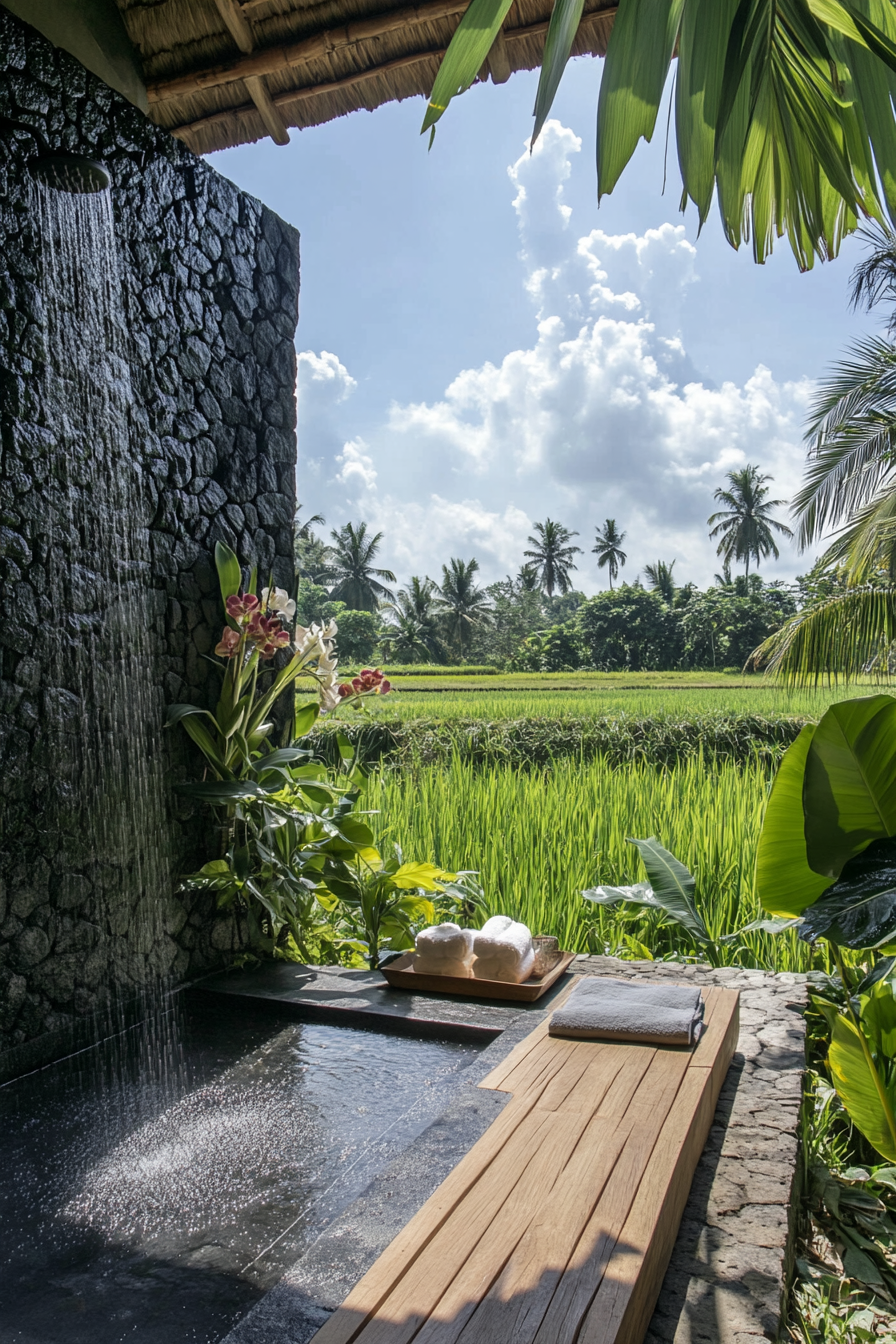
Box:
(472, 916), (535, 984)
(414, 923), (474, 978)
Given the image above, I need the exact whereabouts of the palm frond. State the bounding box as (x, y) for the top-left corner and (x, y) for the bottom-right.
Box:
(752, 585), (896, 683)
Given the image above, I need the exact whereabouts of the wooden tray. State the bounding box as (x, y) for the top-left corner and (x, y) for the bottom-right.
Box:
(380, 951), (576, 1002)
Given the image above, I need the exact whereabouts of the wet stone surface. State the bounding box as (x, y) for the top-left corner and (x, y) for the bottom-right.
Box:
(0, 1000), (483, 1344)
(191, 960), (574, 1041)
(220, 958), (807, 1344)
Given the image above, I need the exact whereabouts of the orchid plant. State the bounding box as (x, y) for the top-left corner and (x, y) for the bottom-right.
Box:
(167, 542), (390, 784)
(168, 544), (397, 962)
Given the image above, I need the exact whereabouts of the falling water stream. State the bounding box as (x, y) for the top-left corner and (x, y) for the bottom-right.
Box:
(34, 179), (180, 1112)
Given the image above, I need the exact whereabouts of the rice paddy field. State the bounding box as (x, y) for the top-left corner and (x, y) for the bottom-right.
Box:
(315, 673), (893, 973)
(365, 752), (817, 971)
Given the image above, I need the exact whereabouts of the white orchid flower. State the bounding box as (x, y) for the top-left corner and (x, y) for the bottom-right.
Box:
(262, 586), (296, 620)
(319, 682), (340, 713)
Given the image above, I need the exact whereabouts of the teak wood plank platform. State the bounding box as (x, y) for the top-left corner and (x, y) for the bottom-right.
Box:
(310, 980), (740, 1344)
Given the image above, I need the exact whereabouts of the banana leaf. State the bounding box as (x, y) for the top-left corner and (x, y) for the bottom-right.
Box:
(629, 836), (710, 940)
(756, 723), (832, 916)
(800, 836), (896, 948)
(829, 1007), (896, 1161)
(803, 695), (896, 877)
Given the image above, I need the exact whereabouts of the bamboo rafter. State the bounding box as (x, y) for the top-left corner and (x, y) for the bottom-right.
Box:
(168, 4), (615, 142)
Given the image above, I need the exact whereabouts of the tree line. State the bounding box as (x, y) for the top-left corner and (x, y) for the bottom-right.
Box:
(292, 465), (807, 669)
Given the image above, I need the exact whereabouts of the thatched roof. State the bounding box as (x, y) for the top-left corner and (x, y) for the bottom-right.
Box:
(112, 0), (617, 155)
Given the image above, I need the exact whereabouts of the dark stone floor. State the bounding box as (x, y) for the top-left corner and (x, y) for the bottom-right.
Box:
(190, 961), (572, 1041)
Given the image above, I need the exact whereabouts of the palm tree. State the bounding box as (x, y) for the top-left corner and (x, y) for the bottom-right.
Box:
(753, 228), (896, 680)
(294, 503), (330, 577)
(516, 562), (541, 593)
(424, 1), (896, 269)
(295, 502), (325, 541)
(382, 577), (443, 662)
(643, 560), (676, 606)
(592, 520), (627, 590)
(708, 467), (793, 579)
(435, 558), (491, 660)
(523, 520), (582, 598)
(317, 521), (396, 612)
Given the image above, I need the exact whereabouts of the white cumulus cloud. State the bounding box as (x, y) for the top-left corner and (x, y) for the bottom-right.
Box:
(295, 120), (812, 589)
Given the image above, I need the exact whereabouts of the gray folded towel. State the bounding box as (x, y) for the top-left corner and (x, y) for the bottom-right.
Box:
(549, 977), (704, 1046)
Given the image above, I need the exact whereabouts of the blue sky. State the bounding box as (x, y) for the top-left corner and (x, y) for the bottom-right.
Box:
(211, 56), (874, 593)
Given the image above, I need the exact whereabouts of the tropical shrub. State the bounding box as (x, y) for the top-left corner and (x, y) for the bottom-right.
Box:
(576, 587), (679, 671)
(168, 544), (394, 959)
(758, 694), (896, 1160)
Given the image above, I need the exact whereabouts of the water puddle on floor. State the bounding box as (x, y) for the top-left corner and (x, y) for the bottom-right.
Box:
(0, 1002), (481, 1343)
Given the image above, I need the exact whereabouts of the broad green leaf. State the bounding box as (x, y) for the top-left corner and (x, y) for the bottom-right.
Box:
(582, 881), (666, 912)
(829, 1011), (896, 1161)
(254, 747), (312, 771)
(719, 916), (803, 941)
(803, 695), (896, 876)
(336, 730), (355, 762)
(596, 0), (685, 198)
(628, 836), (710, 941)
(800, 837), (896, 948)
(757, 724), (832, 916)
(174, 780), (265, 802)
(390, 861), (456, 891)
(215, 541), (242, 606)
(421, 0), (515, 134)
(861, 974), (896, 1058)
(336, 815), (376, 848)
(532, 0), (586, 146)
(675, 0), (740, 220)
(295, 701), (319, 739)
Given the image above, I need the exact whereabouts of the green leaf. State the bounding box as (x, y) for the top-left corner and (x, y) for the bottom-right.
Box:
(803, 695), (896, 877)
(627, 836), (710, 941)
(860, 973), (896, 1058)
(582, 880), (665, 911)
(174, 780), (265, 803)
(390, 861), (456, 891)
(215, 541), (242, 606)
(421, 0), (515, 134)
(800, 837), (896, 949)
(675, 0), (741, 220)
(829, 1011), (896, 1161)
(757, 723), (833, 916)
(336, 730), (355, 763)
(294, 701), (320, 739)
(254, 747), (313, 771)
(532, 0), (587, 146)
(596, 0), (685, 199)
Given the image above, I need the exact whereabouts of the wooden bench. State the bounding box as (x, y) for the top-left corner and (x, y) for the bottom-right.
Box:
(310, 981), (740, 1344)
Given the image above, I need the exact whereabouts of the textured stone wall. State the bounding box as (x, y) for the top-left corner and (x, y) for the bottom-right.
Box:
(0, 8), (300, 1072)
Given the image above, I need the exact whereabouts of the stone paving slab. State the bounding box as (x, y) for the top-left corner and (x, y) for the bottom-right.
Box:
(190, 961), (572, 1041)
(219, 957), (807, 1344)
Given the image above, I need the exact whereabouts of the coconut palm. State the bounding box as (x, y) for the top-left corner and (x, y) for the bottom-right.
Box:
(643, 560), (676, 606)
(523, 519), (582, 598)
(317, 521), (396, 612)
(753, 229), (896, 680)
(382, 577), (443, 662)
(435, 558), (491, 660)
(424, 0), (896, 270)
(708, 467), (793, 579)
(592, 520), (627, 590)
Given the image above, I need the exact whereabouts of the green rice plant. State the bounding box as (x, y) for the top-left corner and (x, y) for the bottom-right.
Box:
(309, 711), (811, 771)
(365, 752), (815, 971)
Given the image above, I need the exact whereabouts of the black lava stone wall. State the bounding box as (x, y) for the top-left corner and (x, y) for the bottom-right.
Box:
(0, 10), (300, 1073)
